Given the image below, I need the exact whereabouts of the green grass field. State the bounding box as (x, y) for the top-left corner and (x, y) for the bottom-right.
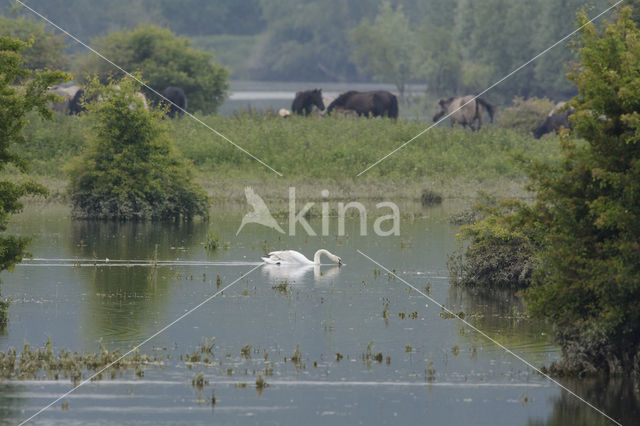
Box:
(12, 110), (563, 208)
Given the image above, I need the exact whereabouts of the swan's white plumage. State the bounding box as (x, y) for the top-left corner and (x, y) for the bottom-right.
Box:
(261, 249), (342, 266)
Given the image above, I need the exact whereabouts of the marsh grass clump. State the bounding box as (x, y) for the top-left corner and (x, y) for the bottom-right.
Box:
(290, 345), (304, 369)
(420, 189), (443, 206)
(192, 372), (208, 391)
(0, 338), (162, 382)
(204, 232), (219, 251)
(272, 280), (290, 294)
(240, 344), (252, 359)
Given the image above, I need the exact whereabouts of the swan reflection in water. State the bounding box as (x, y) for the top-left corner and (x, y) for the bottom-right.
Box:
(261, 264), (342, 285)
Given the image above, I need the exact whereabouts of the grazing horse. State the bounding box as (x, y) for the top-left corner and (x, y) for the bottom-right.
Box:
(49, 85), (84, 115)
(291, 89), (325, 115)
(433, 96), (496, 131)
(161, 86), (187, 117)
(327, 90), (398, 119)
(533, 102), (574, 138)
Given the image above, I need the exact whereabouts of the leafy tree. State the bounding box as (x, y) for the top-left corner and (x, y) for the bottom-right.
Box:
(252, 0), (373, 81)
(65, 77), (209, 221)
(75, 25), (228, 114)
(415, 25), (462, 95)
(0, 14), (69, 71)
(349, 2), (415, 99)
(533, 0), (607, 99)
(0, 35), (68, 327)
(525, 7), (640, 376)
(156, 0), (265, 36)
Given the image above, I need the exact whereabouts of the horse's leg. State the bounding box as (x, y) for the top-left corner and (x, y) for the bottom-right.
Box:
(475, 110), (483, 131)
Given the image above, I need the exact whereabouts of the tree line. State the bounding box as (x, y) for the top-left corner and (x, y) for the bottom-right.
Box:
(3, 0), (628, 103)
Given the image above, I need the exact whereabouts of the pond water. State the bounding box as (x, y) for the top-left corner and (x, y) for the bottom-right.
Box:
(220, 80), (428, 116)
(0, 203), (634, 425)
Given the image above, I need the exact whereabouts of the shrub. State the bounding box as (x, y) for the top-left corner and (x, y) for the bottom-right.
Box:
(74, 25), (228, 114)
(498, 96), (556, 133)
(65, 78), (208, 220)
(448, 200), (543, 290)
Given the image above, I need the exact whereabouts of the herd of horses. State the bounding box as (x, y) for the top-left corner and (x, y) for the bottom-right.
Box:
(291, 88), (572, 137)
(50, 83), (572, 137)
(48, 84), (187, 118)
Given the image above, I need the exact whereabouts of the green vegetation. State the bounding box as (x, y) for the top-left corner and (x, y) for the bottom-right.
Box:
(451, 8), (640, 376)
(5, 0), (608, 97)
(0, 14), (68, 71)
(13, 108), (561, 206)
(0, 35), (68, 328)
(350, 2), (414, 99)
(65, 78), (208, 220)
(0, 339), (163, 382)
(526, 8), (640, 376)
(498, 97), (556, 133)
(75, 25), (228, 114)
(170, 112), (559, 181)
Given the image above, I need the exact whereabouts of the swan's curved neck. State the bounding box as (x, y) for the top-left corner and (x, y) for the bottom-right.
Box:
(313, 249), (332, 264)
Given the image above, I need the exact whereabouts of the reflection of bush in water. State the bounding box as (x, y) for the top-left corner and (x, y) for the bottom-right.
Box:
(527, 376), (638, 426)
(68, 220), (207, 261)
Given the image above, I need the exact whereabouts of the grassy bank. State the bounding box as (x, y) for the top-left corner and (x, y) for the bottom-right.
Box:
(13, 110), (561, 212)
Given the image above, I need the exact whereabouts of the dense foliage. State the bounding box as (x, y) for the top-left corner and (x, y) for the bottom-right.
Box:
(498, 97), (556, 133)
(448, 200), (544, 290)
(3, 0), (612, 99)
(0, 14), (68, 70)
(452, 8), (640, 376)
(526, 8), (640, 376)
(76, 25), (228, 114)
(65, 78), (208, 221)
(0, 35), (68, 327)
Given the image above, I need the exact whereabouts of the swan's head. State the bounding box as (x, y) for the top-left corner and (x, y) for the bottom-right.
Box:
(315, 249), (343, 266)
(327, 252), (343, 266)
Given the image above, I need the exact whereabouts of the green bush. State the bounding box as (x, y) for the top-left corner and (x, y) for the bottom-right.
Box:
(526, 8), (640, 376)
(65, 78), (208, 220)
(74, 25), (228, 114)
(448, 200), (543, 290)
(498, 96), (556, 133)
(452, 8), (640, 376)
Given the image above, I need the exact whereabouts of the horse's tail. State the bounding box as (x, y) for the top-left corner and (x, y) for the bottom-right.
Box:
(388, 94), (399, 119)
(476, 97), (496, 123)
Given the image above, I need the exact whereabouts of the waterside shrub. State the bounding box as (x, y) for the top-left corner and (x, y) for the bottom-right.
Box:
(65, 78), (208, 220)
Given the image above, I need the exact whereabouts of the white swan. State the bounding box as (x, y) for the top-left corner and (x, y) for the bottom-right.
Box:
(261, 249), (342, 266)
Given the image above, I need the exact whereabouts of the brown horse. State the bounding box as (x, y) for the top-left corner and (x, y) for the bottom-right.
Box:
(327, 90), (398, 119)
(291, 89), (325, 115)
(433, 96), (496, 131)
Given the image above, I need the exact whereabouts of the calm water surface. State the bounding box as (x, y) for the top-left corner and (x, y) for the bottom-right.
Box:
(0, 204), (634, 425)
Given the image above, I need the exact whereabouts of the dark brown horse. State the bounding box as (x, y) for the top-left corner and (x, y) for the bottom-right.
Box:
(327, 90), (398, 119)
(532, 102), (574, 138)
(291, 89), (325, 115)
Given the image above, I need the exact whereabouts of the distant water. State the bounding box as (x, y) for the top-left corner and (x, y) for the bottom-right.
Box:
(220, 80), (428, 115)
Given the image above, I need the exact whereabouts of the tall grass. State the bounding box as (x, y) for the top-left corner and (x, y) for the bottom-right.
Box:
(170, 110), (561, 181)
(13, 110), (564, 202)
